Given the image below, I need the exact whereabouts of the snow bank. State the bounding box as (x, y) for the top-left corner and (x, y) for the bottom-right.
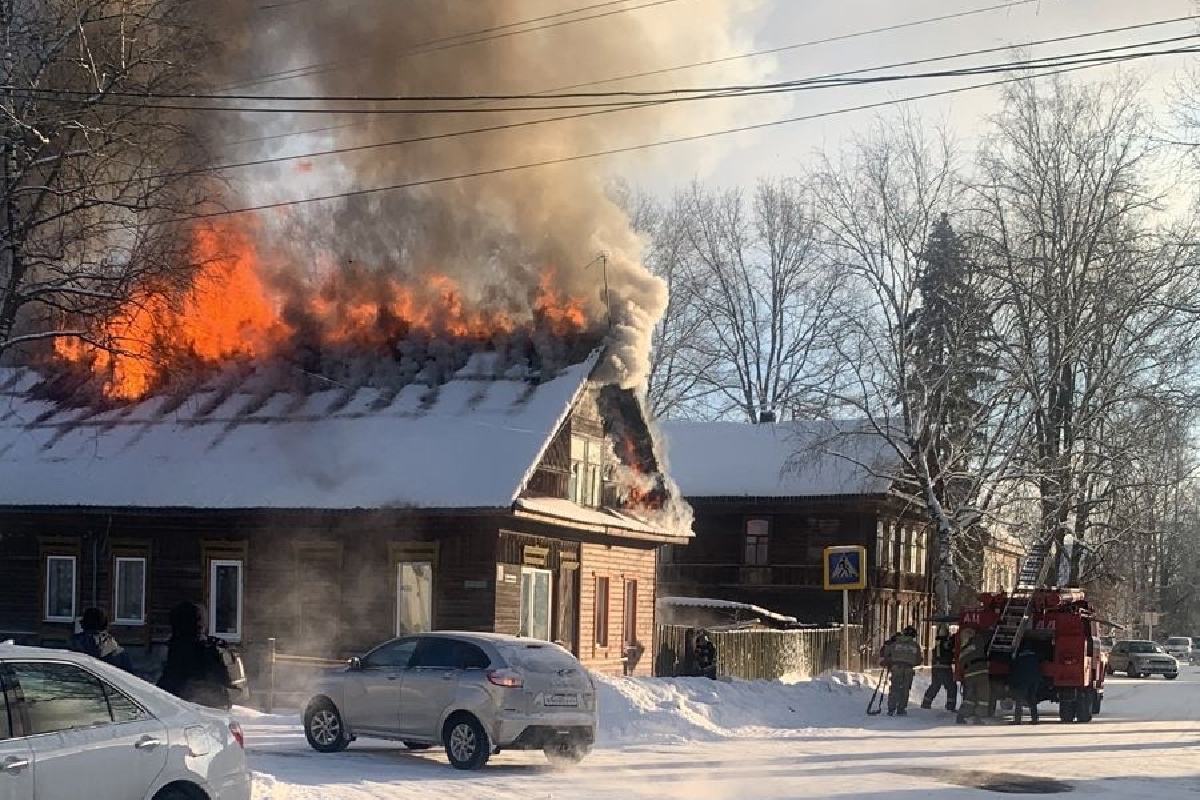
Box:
(596, 671), (878, 745)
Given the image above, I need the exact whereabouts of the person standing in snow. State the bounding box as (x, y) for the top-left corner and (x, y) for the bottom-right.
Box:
(157, 601), (234, 710)
(693, 630), (717, 679)
(956, 627), (990, 725)
(68, 607), (135, 672)
(878, 633), (897, 667)
(921, 626), (958, 711)
(885, 626), (922, 716)
(1009, 643), (1043, 725)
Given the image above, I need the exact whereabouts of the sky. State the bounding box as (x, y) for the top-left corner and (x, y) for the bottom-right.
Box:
(620, 0), (1200, 192)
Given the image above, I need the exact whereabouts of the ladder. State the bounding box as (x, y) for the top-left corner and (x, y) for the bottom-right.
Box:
(987, 537), (1055, 658)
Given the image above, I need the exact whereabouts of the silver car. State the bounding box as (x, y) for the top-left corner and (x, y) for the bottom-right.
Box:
(302, 632), (597, 770)
(1163, 637), (1192, 663)
(1107, 640), (1179, 679)
(0, 644), (251, 800)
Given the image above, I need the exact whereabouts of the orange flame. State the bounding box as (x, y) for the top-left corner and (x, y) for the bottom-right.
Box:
(55, 219), (591, 399)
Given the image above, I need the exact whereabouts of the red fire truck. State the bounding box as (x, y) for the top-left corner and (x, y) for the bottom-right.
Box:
(957, 587), (1108, 723)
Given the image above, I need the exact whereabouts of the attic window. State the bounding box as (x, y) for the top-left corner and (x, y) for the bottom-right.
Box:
(568, 434), (604, 507)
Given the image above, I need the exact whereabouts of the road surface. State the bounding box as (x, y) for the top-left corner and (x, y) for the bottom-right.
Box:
(246, 665), (1200, 799)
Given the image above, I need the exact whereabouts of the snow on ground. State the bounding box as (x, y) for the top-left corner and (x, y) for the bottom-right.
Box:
(242, 666), (1200, 799)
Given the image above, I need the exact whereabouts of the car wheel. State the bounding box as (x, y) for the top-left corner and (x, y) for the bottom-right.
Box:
(444, 714), (490, 770)
(1075, 691), (1094, 723)
(403, 741), (434, 751)
(1126, 668), (1139, 679)
(1058, 701), (1076, 724)
(1165, 673), (1178, 681)
(1091, 692), (1102, 715)
(304, 698), (351, 753)
(1105, 664), (1113, 675)
(153, 787), (199, 800)
(544, 742), (589, 768)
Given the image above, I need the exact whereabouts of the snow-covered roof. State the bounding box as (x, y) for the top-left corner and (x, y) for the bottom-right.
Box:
(659, 420), (898, 499)
(657, 596), (798, 625)
(0, 352), (601, 510)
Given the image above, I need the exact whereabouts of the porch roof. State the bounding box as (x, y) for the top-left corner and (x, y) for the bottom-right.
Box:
(0, 351), (599, 511)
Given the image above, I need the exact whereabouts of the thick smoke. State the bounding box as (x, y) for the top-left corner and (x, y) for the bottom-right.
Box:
(206, 0), (767, 388)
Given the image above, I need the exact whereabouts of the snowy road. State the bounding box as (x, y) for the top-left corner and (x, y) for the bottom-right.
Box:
(245, 666), (1200, 799)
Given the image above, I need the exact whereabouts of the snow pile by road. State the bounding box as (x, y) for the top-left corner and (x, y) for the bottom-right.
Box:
(595, 671), (879, 745)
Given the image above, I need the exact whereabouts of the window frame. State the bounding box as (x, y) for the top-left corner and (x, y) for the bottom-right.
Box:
(208, 559), (244, 643)
(594, 576), (610, 648)
(744, 519), (770, 566)
(519, 566), (553, 641)
(112, 556), (147, 626)
(44, 555), (77, 623)
(395, 560), (434, 637)
(623, 580), (638, 647)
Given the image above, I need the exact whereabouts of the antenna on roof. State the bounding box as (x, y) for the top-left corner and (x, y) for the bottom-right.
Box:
(584, 252), (614, 330)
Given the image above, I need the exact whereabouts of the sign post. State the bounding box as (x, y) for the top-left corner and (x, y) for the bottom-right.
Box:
(824, 545), (867, 670)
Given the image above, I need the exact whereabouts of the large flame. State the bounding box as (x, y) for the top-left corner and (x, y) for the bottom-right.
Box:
(55, 220), (590, 399)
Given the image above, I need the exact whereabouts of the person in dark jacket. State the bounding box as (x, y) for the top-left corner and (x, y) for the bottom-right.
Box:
(68, 608), (134, 672)
(1010, 643), (1043, 724)
(693, 631), (717, 679)
(921, 626), (958, 711)
(157, 602), (233, 710)
(885, 627), (923, 716)
(956, 628), (990, 725)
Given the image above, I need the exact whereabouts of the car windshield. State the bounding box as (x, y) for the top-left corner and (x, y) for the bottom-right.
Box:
(499, 643), (582, 674)
(1126, 642), (1161, 653)
(1166, 638), (1190, 646)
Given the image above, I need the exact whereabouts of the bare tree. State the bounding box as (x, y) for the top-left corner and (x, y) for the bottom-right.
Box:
(976, 77), (1200, 585)
(0, 0), (215, 362)
(673, 178), (848, 422)
(811, 117), (1028, 615)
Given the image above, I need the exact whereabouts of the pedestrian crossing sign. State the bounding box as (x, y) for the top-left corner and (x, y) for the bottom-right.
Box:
(824, 545), (867, 590)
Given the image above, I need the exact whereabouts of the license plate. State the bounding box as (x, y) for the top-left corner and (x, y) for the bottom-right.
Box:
(544, 693), (579, 707)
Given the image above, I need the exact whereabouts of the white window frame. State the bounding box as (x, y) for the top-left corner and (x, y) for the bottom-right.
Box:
(44, 555), (77, 623)
(113, 557), (147, 625)
(519, 567), (553, 641)
(395, 561), (434, 637)
(208, 559), (244, 642)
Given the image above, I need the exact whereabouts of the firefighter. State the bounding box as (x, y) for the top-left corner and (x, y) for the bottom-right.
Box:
(921, 625), (958, 711)
(956, 627), (989, 725)
(885, 626), (922, 716)
(1009, 643), (1042, 725)
(693, 630), (717, 679)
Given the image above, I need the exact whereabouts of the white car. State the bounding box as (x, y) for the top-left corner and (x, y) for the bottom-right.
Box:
(1163, 637), (1192, 663)
(0, 643), (251, 800)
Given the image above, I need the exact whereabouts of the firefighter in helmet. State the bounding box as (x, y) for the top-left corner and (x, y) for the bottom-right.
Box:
(885, 626), (923, 716)
(921, 625), (958, 712)
(956, 627), (990, 725)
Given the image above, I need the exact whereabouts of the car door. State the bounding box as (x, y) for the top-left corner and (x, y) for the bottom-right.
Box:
(399, 638), (466, 740)
(340, 638), (418, 735)
(9, 660), (170, 800)
(1109, 642), (1127, 671)
(0, 668), (33, 800)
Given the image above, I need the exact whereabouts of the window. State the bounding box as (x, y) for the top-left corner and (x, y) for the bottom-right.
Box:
(520, 567), (552, 641)
(45, 556), (76, 622)
(569, 436), (606, 507)
(396, 561), (433, 636)
(594, 576), (610, 648)
(363, 637), (419, 669)
(455, 641), (491, 670)
(11, 662), (112, 734)
(113, 557), (146, 625)
(209, 560), (243, 642)
(744, 519), (769, 566)
(914, 530), (927, 577)
(413, 637), (460, 668)
(623, 580), (638, 647)
(876, 521), (887, 567)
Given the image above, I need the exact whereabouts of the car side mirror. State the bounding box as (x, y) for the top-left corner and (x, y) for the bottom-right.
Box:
(348, 656), (363, 671)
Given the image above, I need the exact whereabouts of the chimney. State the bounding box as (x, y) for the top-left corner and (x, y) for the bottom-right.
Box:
(757, 409), (777, 424)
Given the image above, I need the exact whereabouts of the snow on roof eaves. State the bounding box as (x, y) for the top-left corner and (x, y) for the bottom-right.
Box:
(659, 419), (899, 499)
(0, 356), (598, 511)
(657, 596), (799, 624)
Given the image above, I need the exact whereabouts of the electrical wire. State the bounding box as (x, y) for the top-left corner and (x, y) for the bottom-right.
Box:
(157, 45), (1199, 225)
(16, 33), (1200, 115)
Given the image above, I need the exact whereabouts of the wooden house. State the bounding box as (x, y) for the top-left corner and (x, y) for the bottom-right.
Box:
(0, 348), (688, 680)
(658, 420), (934, 654)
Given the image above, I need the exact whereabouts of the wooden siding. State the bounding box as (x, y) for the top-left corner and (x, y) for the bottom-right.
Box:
(578, 542), (656, 676)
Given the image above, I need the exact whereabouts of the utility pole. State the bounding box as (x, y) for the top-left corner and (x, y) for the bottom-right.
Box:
(584, 252), (614, 330)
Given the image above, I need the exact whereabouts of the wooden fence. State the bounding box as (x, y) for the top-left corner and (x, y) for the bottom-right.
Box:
(654, 624), (865, 680)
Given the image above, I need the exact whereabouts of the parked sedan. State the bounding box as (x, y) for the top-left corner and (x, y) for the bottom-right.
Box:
(0, 643), (250, 800)
(303, 632), (597, 770)
(1106, 640), (1179, 679)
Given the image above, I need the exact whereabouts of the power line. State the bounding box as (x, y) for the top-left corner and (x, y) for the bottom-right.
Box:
(75, 24), (1200, 190)
(161, 44), (1199, 225)
(222, 0), (689, 92)
(21, 13), (1200, 105)
(19, 32), (1200, 116)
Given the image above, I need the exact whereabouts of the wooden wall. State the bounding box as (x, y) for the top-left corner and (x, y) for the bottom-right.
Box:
(578, 541), (656, 676)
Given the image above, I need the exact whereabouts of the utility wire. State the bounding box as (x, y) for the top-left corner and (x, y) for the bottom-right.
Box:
(222, 0), (689, 92)
(19, 13), (1200, 105)
(79, 25), (1200, 188)
(160, 45), (1200, 225)
(18, 33), (1200, 115)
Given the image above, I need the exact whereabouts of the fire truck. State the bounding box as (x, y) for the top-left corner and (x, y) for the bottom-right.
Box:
(955, 540), (1108, 723)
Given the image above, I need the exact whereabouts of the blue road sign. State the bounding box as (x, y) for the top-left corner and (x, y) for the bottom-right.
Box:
(824, 545), (867, 590)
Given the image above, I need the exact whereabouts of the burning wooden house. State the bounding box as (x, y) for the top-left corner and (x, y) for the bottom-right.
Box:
(0, 339), (689, 680)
